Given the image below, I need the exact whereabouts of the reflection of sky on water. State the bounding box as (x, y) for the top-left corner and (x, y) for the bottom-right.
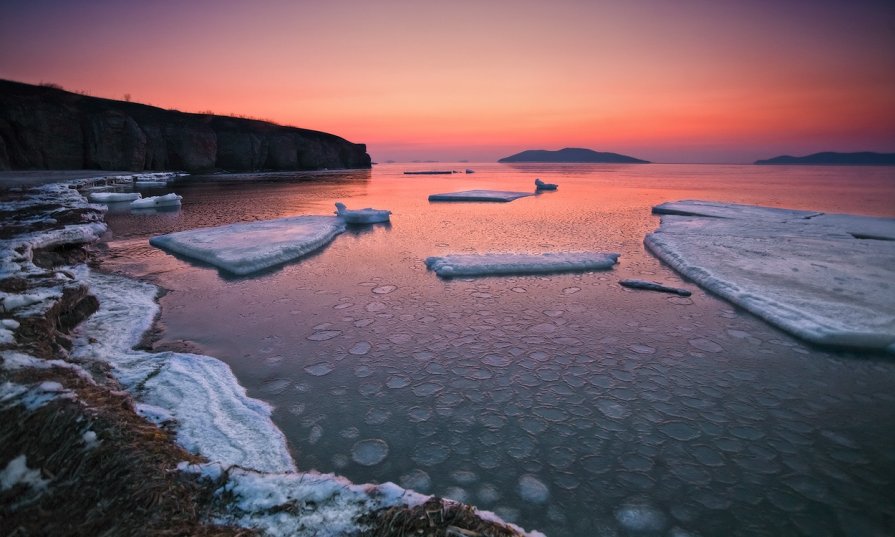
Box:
(101, 163), (895, 536)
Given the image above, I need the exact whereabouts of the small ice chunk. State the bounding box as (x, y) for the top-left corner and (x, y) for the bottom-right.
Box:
(351, 439), (389, 466)
(88, 192), (142, 203)
(620, 279), (691, 296)
(615, 498), (668, 532)
(130, 193), (182, 208)
(428, 189), (533, 202)
(334, 202), (391, 224)
(426, 252), (619, 278)
(149, 215), (345, 276)
(517, 474), (550, 503)
(534, 178), (558, 191)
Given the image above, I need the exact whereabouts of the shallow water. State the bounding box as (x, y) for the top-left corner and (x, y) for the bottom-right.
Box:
(100, 163), (895, 536)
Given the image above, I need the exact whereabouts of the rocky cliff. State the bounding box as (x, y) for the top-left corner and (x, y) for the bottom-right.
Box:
(0, 79), (371, 172)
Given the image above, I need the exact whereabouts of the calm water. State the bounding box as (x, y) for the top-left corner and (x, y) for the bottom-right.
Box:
(100, 164), (895, 536)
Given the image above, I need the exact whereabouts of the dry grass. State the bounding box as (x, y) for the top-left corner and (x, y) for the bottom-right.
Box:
(0, 362), (256, 536)
(360, 497), (522, 537)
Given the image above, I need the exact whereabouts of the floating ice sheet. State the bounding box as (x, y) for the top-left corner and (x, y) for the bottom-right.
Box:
(88, 192), (142, 203)
(428, 190), (533, 202)
(426, 252), (619, 278)
(149, 216), (346, 275)
(646, 200), (895, 352)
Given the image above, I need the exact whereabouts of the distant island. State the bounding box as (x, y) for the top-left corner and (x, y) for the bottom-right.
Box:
(498, 147), (649, 164)
(755, 151), (895, 166)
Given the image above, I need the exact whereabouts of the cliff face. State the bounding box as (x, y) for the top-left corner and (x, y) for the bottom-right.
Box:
(0, 80), (371, 172)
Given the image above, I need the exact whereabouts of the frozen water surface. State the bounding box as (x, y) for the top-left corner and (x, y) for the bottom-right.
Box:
(100, 164), (895, 536)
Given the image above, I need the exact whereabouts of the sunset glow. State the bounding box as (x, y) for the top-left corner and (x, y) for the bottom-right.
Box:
(2, 0), (893, 162)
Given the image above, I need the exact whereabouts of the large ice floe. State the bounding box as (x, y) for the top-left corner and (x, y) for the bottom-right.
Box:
(428, 189), (533, 202)
(426, 252), (620, 278)
(647, 200), (895, 352)
(149, 216), (346, 275)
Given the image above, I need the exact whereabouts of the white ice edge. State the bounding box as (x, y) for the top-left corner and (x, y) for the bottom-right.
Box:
(646, 201), (895, 351)
(149, 216), (346, 275)
(426, 252), (620, 277)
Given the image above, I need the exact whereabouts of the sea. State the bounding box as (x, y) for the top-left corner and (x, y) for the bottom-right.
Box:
(97, 163), (895, 536)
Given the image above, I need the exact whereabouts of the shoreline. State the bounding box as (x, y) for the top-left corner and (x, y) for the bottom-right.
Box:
(0, 172), (541, 536)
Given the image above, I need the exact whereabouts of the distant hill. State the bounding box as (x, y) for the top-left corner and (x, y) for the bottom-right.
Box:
(498, 147), (649, 164)
(755, 151), (895, 165)
(0, 79), (370, 172)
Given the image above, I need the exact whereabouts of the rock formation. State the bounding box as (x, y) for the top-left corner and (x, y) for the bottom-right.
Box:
(499, 147), (649, 163)
(0, 79), (371, 172)
(755, 151), (895, 165)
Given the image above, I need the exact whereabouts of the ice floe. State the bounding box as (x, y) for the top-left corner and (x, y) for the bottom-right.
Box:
(426, 252), (619, 278)
(88, 192), (142, 203)
(334, 202), (391, 224)
(647, 200), (895, 351)
(130, 193), (182, 209)
(149, 216), (346, 275)
(428, 190), (533, 202)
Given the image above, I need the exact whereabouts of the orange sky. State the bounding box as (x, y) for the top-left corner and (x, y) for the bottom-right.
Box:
(2, 0), (894, 162)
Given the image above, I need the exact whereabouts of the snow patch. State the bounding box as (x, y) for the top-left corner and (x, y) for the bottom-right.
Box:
(0, 455), (48, 492)
(0, 380), (74, 410)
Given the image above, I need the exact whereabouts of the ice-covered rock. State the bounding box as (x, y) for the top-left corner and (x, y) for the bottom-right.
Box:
(646, 200), (895, 351)
(534, 178), (558, 191)
(149, 216), (346, 275)
(88, 192), (142, 203)
(130, 193), (182, 209)
(426, 252), (619, 278)
(428, 190), (533, 202)
(334, 202), (391, 224)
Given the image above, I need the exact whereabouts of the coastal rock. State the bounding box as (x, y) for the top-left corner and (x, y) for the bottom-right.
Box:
(85, 111), (147, 170)
(0, 79), (370, 172)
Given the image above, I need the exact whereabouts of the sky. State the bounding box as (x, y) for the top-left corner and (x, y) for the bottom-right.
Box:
(1, 0), (894, 163)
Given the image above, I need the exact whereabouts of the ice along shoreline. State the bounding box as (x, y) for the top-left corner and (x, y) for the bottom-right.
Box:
(0, 173), (543, 536)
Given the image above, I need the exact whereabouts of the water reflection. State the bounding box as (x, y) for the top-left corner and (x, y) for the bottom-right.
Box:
(100, 163), (895, 537)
